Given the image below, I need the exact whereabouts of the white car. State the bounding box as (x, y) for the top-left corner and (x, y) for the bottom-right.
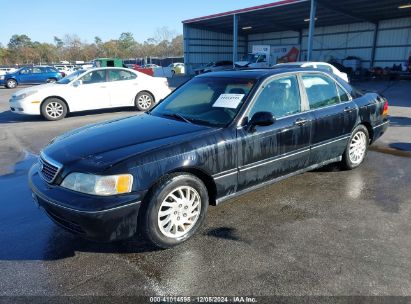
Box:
(9, 67), (171, 121)
(0, 67), (17, 76)
(54, 65), (77, 77)
(274, 61), (349, 82)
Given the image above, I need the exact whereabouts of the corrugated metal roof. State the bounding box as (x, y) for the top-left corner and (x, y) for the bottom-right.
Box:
(183, 0), (411, 34)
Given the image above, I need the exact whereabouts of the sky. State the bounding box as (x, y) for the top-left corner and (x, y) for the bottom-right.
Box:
(0, 0), (272, 46)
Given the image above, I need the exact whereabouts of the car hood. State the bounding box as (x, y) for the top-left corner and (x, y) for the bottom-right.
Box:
(43, 113), (215, 170)
(11, 83), (57, 98)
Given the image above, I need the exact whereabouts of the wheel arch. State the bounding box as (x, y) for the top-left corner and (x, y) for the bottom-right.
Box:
(41, 96), (70, 113)
(358, 121), (374, 143)
(142, 166), (217, 207)
(6, 77), (18, 84)
(136, 90), (156, 103)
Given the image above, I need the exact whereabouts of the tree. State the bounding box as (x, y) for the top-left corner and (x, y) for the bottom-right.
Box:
(53, 36), (63, 48)
(1, 29), (183, 65)
(94, 36), (102, 45)
(119, 32), (136, 58)
(170, 35), (183, 56)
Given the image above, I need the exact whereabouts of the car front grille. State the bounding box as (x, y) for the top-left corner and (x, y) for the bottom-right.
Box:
(39, 154), (62, 183)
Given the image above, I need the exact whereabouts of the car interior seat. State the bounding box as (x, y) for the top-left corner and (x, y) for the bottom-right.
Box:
(90, 72), (103, 83)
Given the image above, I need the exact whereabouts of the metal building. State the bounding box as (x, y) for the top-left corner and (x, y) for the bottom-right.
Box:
(182, 0), (411, 74)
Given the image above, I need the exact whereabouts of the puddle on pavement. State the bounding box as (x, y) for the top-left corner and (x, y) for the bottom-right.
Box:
(0, 151), (38, 177)
(0, 152), (81, 260)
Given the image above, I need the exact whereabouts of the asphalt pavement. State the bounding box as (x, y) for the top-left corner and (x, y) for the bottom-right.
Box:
(0, 80), (410, 299)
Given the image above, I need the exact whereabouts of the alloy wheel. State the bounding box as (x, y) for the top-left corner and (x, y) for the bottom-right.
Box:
(349, 131), (367, 165)
(7, 80), (16, 88)
(157, 186), (201, 239)
(45, 102), (64, 119)
(137, 94), (152, 110)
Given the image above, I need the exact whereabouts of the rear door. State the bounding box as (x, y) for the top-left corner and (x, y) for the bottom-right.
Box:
(237, 74), (313, 190)
(300, 73), (357, 165)
(106, 69), (139, 107)
(32, 67), (47, 83)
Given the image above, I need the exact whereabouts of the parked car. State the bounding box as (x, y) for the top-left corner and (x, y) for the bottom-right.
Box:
(9, 67), (171, 120)
(29, 68), (389, 248)
(274, 61), (349, 82)
(0, 67), (17, 76)
(195, 61), (234, 75)
(143, 64), (161, 68)
(0, 66), (62, 88)
(169, 62), (185, 75)
(54, 65), (77, 77)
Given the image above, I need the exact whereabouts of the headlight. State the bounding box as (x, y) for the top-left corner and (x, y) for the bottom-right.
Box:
(15, 90), (38, 100)
(61, 172), (133, 196)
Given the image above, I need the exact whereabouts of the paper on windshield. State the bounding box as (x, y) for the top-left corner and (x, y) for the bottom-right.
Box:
(212, 94), (245, 109)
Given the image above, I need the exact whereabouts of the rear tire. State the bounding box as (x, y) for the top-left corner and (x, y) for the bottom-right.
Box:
(141, 173), (209, 248)
(135, 91), (154, 111)
(47, 78), (57, 83)
(41, 98), (67, 121)
(341, 124), (369, 170)
(6, 79), (17, 89)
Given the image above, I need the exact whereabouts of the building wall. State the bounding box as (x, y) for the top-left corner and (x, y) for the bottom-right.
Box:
(247, 17), (411, 69)
(184, 17), (411, 74)
(183, 26), (246, 74)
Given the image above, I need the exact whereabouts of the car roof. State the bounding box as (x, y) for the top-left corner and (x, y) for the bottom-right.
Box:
(277, 61), (332, 66)
(196, 68), (322, 80)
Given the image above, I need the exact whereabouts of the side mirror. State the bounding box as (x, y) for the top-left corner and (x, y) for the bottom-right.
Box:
(73, 80), (82, 87)
(247, 111), (275, 132)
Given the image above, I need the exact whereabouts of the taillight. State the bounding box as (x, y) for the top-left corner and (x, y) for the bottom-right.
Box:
(382, 100), (388, 116)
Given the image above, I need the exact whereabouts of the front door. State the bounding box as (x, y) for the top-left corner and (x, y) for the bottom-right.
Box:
(300, 73), (357, 165)
(69, 70), (111, 111)
(237, 74), (312, 191)
(17, 67), (33, 84)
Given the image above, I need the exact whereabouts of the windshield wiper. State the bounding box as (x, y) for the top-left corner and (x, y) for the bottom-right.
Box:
(162, 113), (193, 124)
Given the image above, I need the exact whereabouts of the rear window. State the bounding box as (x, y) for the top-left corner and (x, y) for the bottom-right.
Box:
(302, 74), (340, 109)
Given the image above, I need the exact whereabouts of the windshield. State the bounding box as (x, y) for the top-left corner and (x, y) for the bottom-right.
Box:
(150, 77), (256, 127)
(56, 70), (85, 84)
(246, 54), (266, 63)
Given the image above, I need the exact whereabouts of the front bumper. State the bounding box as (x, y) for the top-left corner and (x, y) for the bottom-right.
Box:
(9, 98), (41, 115)
(29, 164), (144, 242)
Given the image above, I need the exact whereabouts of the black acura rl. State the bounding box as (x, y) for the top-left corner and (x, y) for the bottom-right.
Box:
(29, 68), (389, 248)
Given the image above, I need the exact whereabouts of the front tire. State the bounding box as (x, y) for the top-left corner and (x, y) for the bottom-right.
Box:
(341, 124), (369, 170)
(135, 91), (154, 111)
(41, 98), (67, 121)
(141, 173), (209, 248)
(6, 79), (17, 89)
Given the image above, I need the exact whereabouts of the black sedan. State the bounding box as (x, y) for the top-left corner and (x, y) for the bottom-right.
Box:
(29, 68), (389, 248)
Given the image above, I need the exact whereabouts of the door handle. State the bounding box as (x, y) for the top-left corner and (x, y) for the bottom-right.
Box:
(344, 107), (354, 112)
(294, 118), (308, 126)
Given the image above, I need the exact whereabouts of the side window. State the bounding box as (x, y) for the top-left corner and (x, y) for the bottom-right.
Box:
(336, 84), (350, 102)
(20, 68), (32, 74)
(249, 75), (301, 119)
(32, 68), (42, 74)
(80, 70), (106, 84)
(301, 74), (340, 109)
(109, 69), (136, 82)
